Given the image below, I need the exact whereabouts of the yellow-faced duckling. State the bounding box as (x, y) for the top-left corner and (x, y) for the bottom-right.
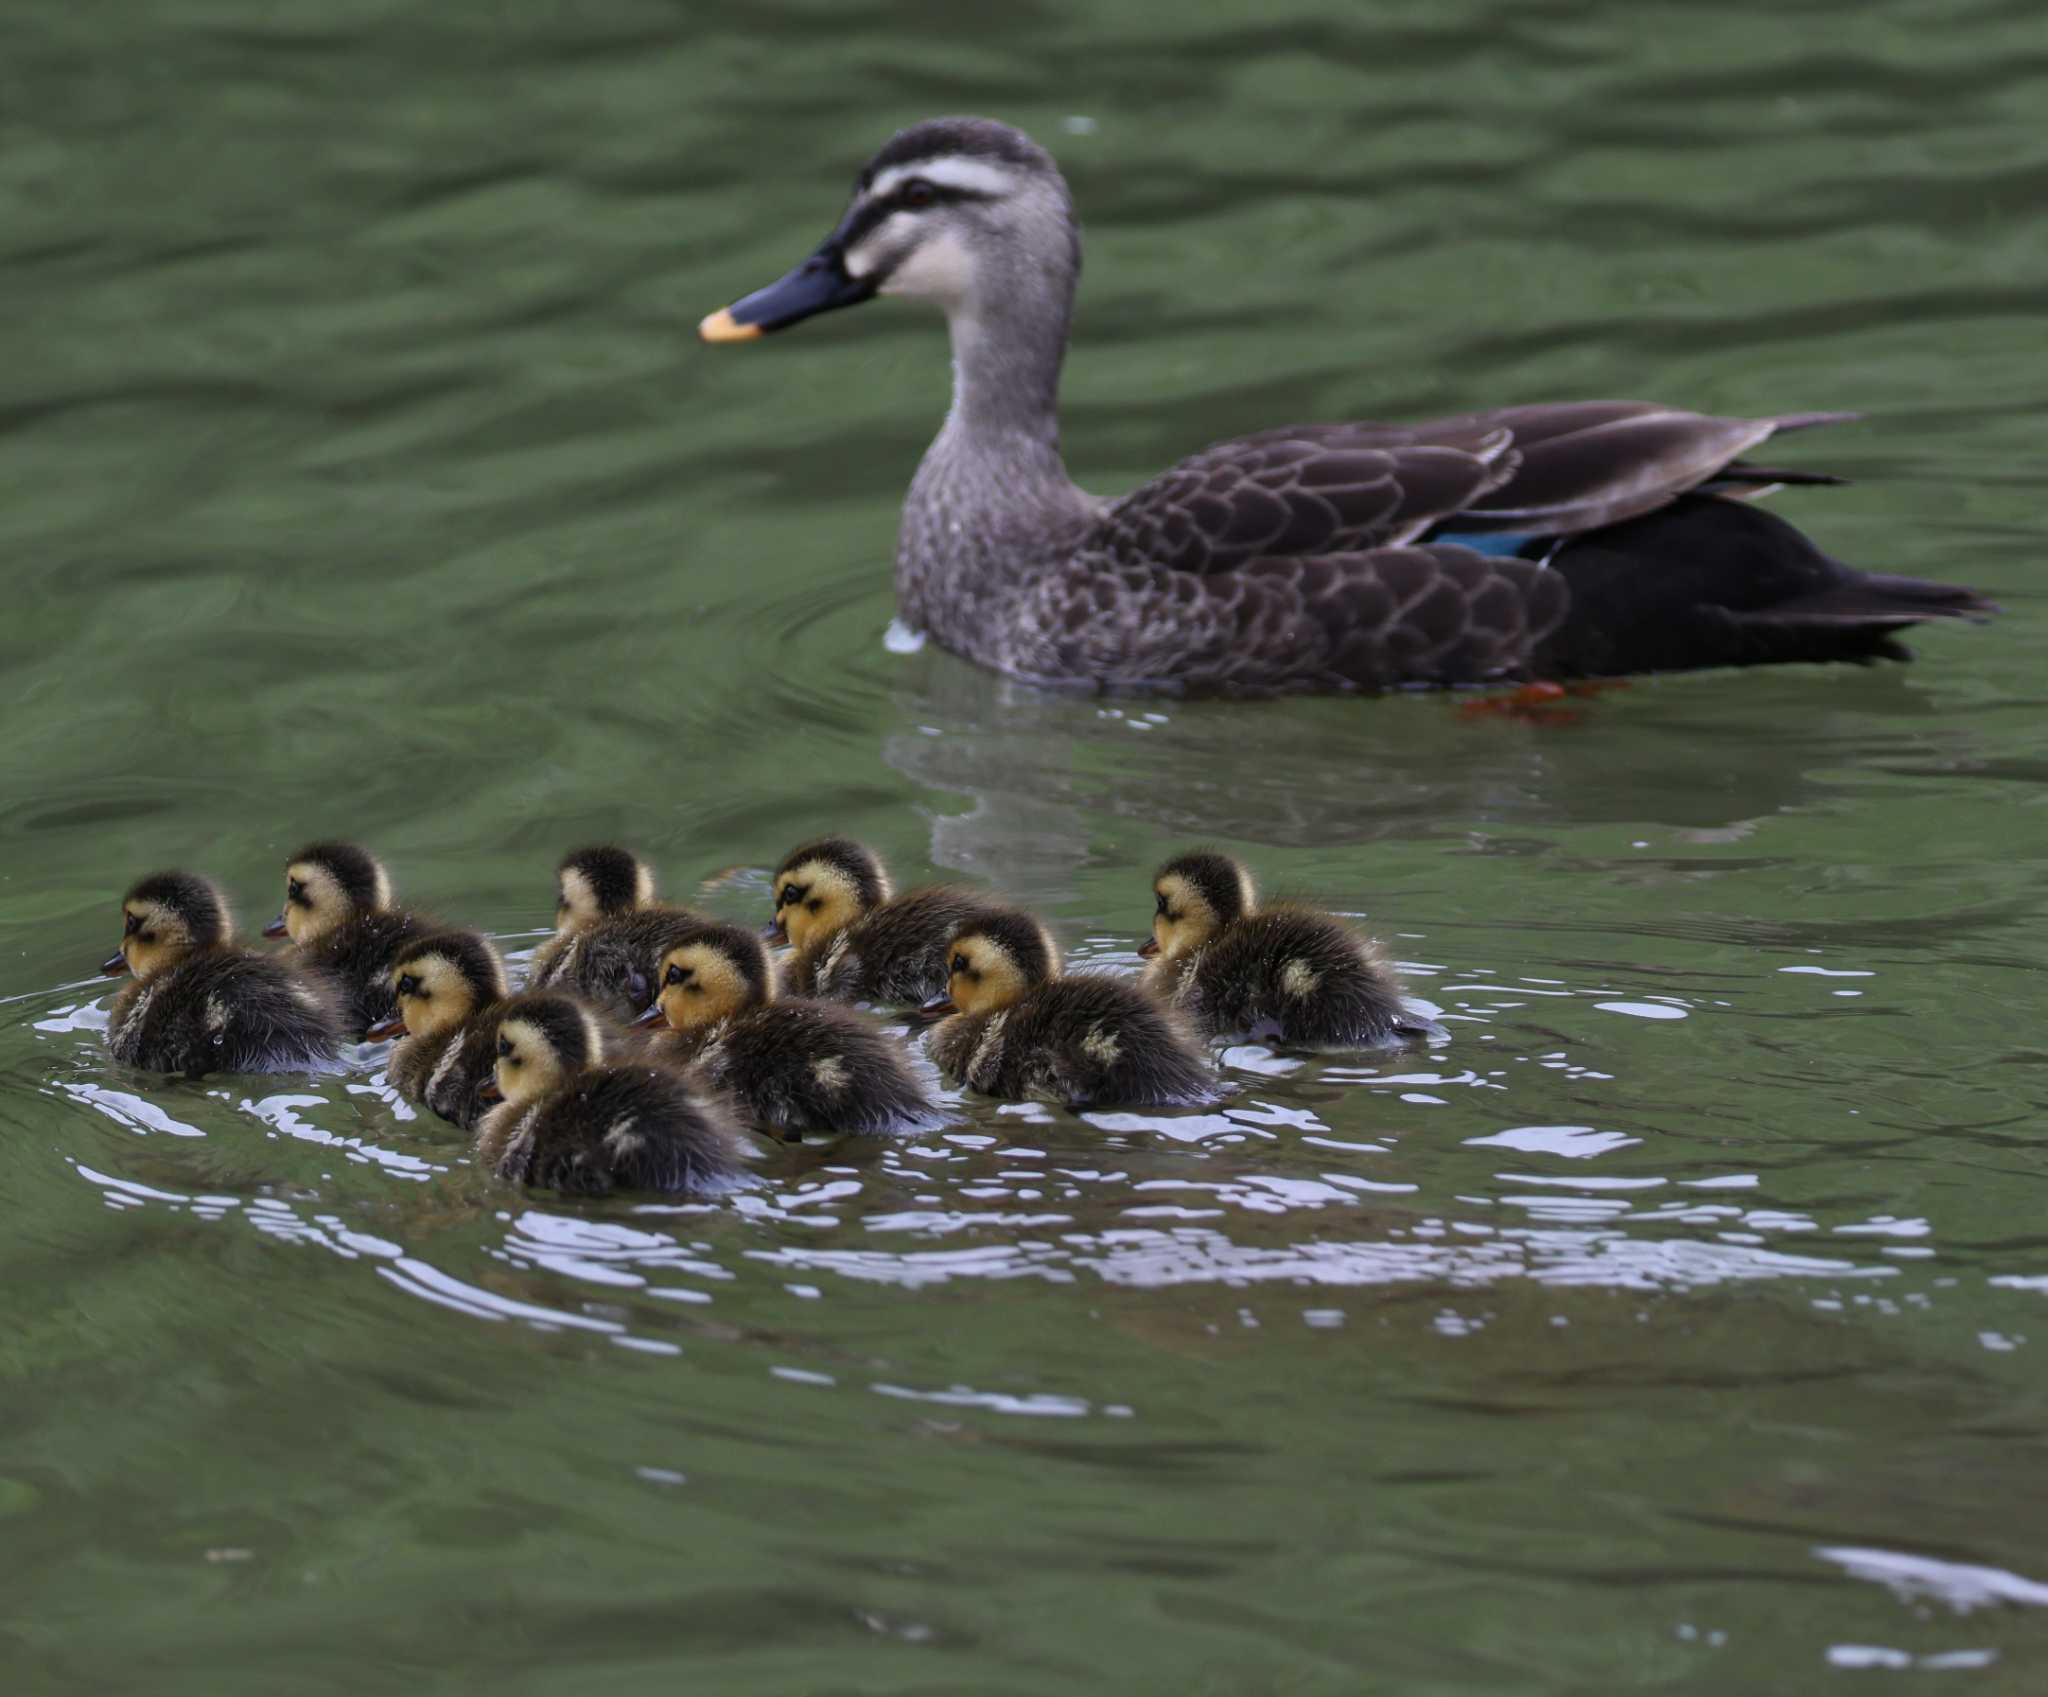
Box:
(1141, 851), (1435, 1049)
(769, 836), (1001, 1007)
(529, 843), (660, 987)
(476, 992), (754, 1197)
(915, 909), (1217, 1109)
(263, 840), (434, 1039)
(632, 920), (942, 1138)
(365, 931), (509, 1131)
(103, 871), (343, 1077)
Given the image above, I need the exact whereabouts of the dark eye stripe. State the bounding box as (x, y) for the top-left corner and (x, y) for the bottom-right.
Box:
(839, 182), (993, 252)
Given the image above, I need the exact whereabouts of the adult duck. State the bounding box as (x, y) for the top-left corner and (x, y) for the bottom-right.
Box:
(700, 117), (1993, 695)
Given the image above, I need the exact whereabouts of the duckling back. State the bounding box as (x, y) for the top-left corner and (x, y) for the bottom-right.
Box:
(109, 951), (343, 1078)
(934, 975), (1217, 1109)
(301, 908), (434, 1040)
(677, 999), (942, 1137)
(789, 885), (1006, 1007)
(533, 907), (708, 1021)
(483, 1064), (755, 1197)
(1155, 908), (1424, 1049)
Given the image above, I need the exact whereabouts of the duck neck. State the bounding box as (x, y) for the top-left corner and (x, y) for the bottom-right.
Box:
(939, 289), (1071, 469)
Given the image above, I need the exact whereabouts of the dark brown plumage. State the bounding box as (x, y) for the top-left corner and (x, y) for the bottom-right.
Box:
(532, 906), (710, 1023)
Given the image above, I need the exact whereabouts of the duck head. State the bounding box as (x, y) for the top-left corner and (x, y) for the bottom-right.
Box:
(551, 844), (656, 938)
(765, 836), (890, 951)
(367, 931), (507, 1043)
(913, 908), (1059, 1024)
(634, 922), (771, 1034)
(482, 993), (604, 1109)
(1141, 851), (1255, 963)
(103, 870), (231, 979)
(266, 840), (393, 945)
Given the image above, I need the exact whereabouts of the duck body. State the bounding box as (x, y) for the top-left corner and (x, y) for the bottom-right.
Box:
(480, 1064), (754, 1198)
(1148, 908), (1426, 1049)
(705, 118), (1994, 696)
(533, 907), (708, 1022)
(108, 950), (342, 1077)
(930, 975), (1217, 1110)
(786, 884), (1004, 1007)
(662, 1000), (942, 1137)
(390, 1008), (505, 1132)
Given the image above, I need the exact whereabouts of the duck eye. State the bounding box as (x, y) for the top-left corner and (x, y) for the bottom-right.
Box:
(664, 963), (687, 986)
(779, 883), (801, 909)
(901, 177), (936, 209)
(1155, 891), (1170, 916)
(288, 878), (307, 904)
(951, 952), (969, 976)
(123, 912), (143, 936)
(496, 1037), (513, 1058)
(397, 974), (420, 997)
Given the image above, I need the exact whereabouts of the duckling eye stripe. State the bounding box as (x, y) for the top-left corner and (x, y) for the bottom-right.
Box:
(869, 158), (1015, 200)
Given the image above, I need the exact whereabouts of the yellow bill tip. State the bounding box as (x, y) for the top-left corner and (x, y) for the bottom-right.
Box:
(699, 307), (762, 344)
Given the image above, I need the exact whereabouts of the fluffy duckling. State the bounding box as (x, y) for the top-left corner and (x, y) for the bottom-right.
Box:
(102, 871), (343, 1076)
(1140, 851), (1433, 1049)
(632, 920), (942, 1137)
(476, 993), (754, 1197)
(528, 843), (659, 987)
(364, 931), (510, 1131)
(916, 909), (1217, 1109)
(769, 836), (1001, 1007)
(531, 899), (713, 1024)
(263, 840), (433, 1039)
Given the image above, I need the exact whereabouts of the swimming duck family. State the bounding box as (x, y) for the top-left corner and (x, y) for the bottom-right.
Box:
(701, 116), (1995, 694)
(103, 871), (343, 1077)
(634, 919), (942, 1137)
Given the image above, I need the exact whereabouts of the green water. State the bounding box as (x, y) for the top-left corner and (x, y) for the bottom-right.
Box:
(5, 1), (2047, 1690)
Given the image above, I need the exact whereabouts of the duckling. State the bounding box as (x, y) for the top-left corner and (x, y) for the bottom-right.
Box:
(915, 909), (1217, 1109)
(363, 931), (510, 1131)
(631, 920), (942, 1137)
(528, 843), (659, 987)
(262, 840), (434, 1039)
(102, 871), (344, 1077)
(1140, 851), (1435, 1049)
(476, 993), (754, 1197)
(531, 897), (714, 1024)
(769, 835), (1001, 1006)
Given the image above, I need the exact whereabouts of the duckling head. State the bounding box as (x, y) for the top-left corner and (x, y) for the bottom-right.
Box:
(367, 931), (508, 1043)
(103, 871), (231, 980)
(264, 840), (392, 945)
(768, 837), (891, 952)
(484, 993), (604, 1110)
(1141, 851), (1256, 963)
(916, 908), (1059, 1022)
(635, 922), (772, 1035)
(699, 118), (1078, 358)
(553, 844), (655, 937)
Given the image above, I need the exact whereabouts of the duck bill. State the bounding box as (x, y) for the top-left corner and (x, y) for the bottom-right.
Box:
(908, 996), (956, 1028)
(700, 242), (875, 342)
(477, 1080), (503, 1105)
(100, 951), (129, 977)
(362, 1016), (405, 1042)
(261, 913), (289, 939)
(629, 1005), (668, 1031)
(761, 920), (789, 946)
(1137, 939), (1160, 959)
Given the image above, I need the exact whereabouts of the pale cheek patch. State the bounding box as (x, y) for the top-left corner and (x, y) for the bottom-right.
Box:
(879, 230), (975, 304)
(844, 212), (913, 281)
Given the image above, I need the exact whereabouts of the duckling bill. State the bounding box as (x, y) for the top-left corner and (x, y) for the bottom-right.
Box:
(103, 871), (343, 1077)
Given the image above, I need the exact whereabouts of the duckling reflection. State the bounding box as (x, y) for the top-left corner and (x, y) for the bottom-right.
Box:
(916, 909), (1217, 1109)
(103, 871), (343, 1076)
(1141, 850), (1438, 1049)
(366, 930), (509, 1131)
(768, 835), (1002, 1006)
(635, 920), (942, 1137)
(264, 840), (434, 1039)
(529, 844), (660, 988)
(476, 993), (753, 1197)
